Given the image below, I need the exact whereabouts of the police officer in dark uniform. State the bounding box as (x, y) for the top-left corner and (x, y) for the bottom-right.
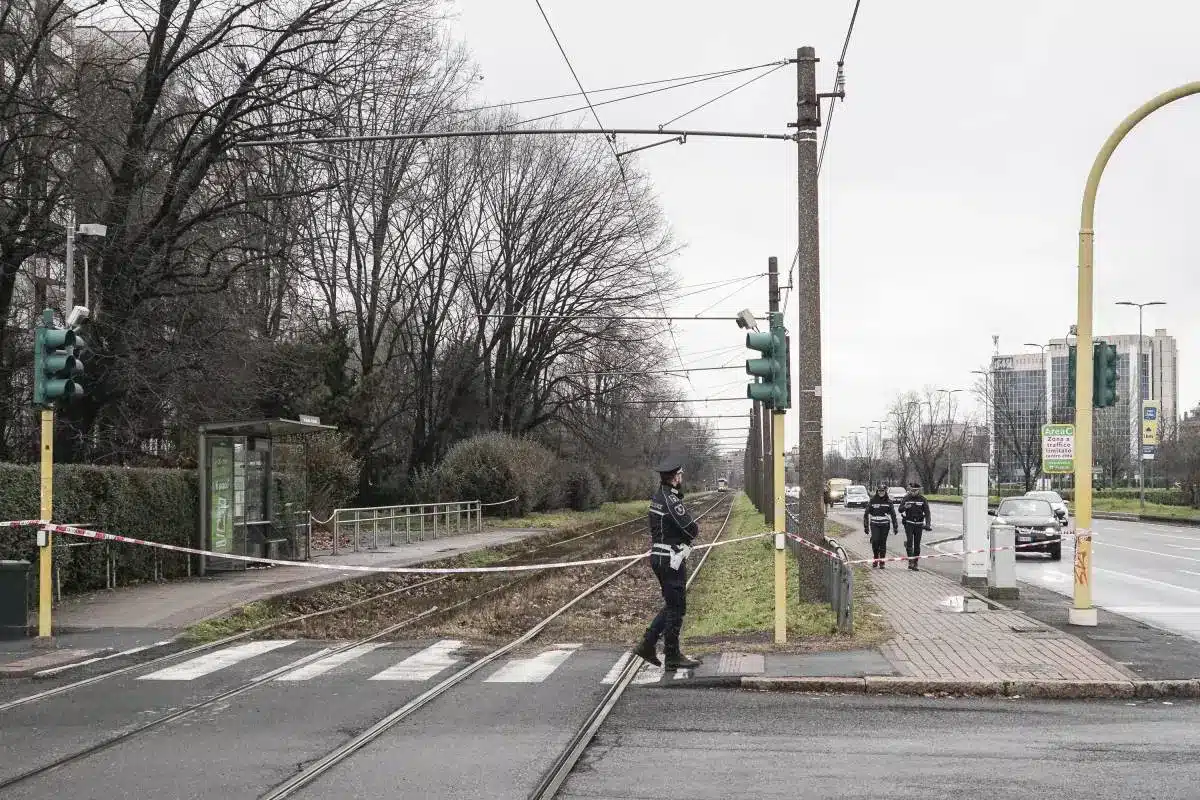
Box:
(633, 459), (703, 670)
(863, 483), (898, 569)
(898, 482), (933, 570)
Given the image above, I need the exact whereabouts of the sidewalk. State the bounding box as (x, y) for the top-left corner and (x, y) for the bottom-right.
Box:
(0, 526), (545, 674)
(837, 529), (1134, 683)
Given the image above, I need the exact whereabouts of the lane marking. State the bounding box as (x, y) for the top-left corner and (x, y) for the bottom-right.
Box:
(1108, 606), (1200, 614)
(485, 644), (581, 683)
(1094, 567), (1200, 595)
(601, 653), (632, 685)
(369, 640), (463, 681)
(139, 640), (296, 681)
(1094, 541), (1200, 564)
(275, 643), (387, 681)
(34, 641), (172, 678)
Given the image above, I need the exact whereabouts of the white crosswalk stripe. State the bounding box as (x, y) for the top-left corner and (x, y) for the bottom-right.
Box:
(276, 643), (388, 681)
(485, 644), (580, 683)
(139, 640), (297, 681)
(370, 639), (464, 681)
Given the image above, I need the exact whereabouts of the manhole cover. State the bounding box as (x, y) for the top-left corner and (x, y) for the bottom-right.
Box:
(1088, 634), (1143, 643)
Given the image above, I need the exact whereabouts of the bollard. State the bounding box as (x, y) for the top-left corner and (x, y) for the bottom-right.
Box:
(961, 463), (990, 590)
(988, 522), (1019, 600)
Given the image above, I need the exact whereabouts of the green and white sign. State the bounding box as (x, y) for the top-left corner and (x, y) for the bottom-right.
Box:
(1042, 424), (1075, 474)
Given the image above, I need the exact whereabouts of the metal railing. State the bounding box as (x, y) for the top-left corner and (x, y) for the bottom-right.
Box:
(786, 511), (853, 634)
(311, 500), (484, 556)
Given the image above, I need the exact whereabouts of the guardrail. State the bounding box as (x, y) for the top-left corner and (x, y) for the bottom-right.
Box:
(785, 511), (853, 634)
(311, 501), (484, 556)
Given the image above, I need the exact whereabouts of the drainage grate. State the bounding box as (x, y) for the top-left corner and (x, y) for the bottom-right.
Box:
(1010, 625), (1049, 634)
(1087, 634), (1143, 643)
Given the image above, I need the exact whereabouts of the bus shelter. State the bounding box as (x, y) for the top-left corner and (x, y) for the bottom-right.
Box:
(197, 417), (337, 574)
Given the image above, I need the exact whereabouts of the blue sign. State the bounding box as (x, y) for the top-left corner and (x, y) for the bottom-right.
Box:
(1143, 406), (1158, 420)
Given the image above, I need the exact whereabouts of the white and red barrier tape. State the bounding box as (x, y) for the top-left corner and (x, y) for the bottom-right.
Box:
(27, 522), (774, 575)
(0, 520), (46, 529)
(785, 529), (1093, 567)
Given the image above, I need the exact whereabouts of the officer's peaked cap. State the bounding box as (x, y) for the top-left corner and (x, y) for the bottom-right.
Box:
(653, 458), (683, 474)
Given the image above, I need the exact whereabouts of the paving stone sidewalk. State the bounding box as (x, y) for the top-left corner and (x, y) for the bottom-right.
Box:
(838, 531), (1135, 682)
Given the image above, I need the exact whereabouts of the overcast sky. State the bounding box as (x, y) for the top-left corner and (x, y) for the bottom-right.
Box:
(447, 1), (1199, 455)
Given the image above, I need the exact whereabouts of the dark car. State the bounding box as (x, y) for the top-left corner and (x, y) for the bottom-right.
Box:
(990, 497), (1063, 560)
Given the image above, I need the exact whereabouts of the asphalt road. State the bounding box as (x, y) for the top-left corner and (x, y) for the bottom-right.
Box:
(0, 638), (641, 799)
(560, 687), (1200, 800)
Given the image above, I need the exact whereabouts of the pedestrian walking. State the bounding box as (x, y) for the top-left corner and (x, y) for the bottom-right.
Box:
(823, 486), (832, 515)
(863, 483), (898, 568)
(898, 482), (933, 570)
(633, 459), (703, 670)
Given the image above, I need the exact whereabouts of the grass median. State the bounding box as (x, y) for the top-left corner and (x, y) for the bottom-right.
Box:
(683, 493), (888, 653)
(927, 493), (1200, 521)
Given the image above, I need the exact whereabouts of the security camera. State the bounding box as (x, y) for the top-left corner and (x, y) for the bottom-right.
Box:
(735, 309), (759, 332)
(66, 306), (90, 328)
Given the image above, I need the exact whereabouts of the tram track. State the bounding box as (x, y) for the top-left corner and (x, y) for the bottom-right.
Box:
(0, 497), (711, 715)
(258, 494), (735, 800)
(0, 495), (728, 795)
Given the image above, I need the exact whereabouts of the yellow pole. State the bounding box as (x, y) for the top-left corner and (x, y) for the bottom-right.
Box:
(772, 410), (786, 643)
(1071, 80), (1200, 627)
(38, 408), (53, 640)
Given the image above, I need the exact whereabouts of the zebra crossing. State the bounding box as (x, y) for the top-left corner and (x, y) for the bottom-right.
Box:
(134, 639), (718, 686)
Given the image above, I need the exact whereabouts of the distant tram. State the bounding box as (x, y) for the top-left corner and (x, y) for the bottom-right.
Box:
(717, 478), (729, 493)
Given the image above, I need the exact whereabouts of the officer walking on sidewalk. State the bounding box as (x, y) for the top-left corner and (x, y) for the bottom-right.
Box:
(898, 482), (933, 570)
(863, 483), (898, 568)
(633, 459), (702, 670)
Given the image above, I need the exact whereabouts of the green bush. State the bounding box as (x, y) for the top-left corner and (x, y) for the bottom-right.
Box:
(596, 466), (648, 503)
(0, 463), (197, 598)
(560, 463), (605, 511)
(1057, 487), (1190, 506)
(433, 433), (562, 516)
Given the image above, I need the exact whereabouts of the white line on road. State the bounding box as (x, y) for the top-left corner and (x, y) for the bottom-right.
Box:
(1094, 567), (1200, 595)
(275, 643), (387, 681)
(1095, 541), (1200, 563)
(1108, 606), (1200, 614)
(34, 641), (172, 677)
(139, 640), (297, 681)
(370, 640), (464, 681)
(485, 644), (581, 683)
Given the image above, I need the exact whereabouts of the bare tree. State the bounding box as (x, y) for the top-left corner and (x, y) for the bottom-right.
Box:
(892, 388), (961, 493)
(974, 363), (1043, 491)
(1094, 408), (1132, 489)
(847, 431), (881, 486)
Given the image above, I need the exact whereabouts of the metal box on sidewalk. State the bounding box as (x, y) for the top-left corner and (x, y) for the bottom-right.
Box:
(0, 560), (31, 639)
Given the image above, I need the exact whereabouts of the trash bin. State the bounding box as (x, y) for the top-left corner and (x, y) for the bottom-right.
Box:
(0, 560), (31, 639)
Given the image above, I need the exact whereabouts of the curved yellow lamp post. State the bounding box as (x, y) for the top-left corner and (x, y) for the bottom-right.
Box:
(1071, 82), (1200, 626)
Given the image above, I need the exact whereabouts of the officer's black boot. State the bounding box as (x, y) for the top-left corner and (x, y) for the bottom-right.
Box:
(664, 651), (702, 670)
(633, 638), (661, 667)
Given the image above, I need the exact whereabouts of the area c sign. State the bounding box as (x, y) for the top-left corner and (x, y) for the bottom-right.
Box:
(1042, 424), (1075, 474)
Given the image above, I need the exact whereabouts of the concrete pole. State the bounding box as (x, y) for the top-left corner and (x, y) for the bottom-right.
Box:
(793, 45), (824, 601)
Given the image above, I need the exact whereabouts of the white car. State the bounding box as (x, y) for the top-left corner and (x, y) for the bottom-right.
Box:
(844, 485), (871, 509)
(1024, 490), (1069, 523)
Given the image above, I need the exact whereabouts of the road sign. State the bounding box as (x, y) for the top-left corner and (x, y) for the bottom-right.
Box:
(1142, 401), (1160, 446)
(1042, 424), (1075, 474)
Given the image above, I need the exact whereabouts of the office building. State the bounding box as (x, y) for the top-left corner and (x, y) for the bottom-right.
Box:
(988, 329), (1178, 482)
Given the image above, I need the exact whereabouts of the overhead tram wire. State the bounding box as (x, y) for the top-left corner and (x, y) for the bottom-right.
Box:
(657, 61), (790, 129)
(448, 60), (789, 118)
(533, 0), (688, 383)
(783, 0), (863, 316)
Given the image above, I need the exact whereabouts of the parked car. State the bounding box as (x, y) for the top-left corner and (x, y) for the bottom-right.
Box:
(990, 496), (1063, 560)
(1024, 490), (1069, 523)
(887, 486), (906, 504)
(844, 485), (871, 509)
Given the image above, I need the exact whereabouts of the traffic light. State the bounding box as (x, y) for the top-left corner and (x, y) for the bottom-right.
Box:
(1093, 341), (1118, 408)
(746, 311), (790, 410)
(1066, 345), (1077, 407)
(33, 309), (84, 407)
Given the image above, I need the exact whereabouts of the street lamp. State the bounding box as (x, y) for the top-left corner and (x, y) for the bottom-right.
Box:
(1116, 300), (1167, 513)
(65, 222), (107, 313)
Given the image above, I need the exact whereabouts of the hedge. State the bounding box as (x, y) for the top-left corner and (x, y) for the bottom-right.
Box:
(0, 463), (197, 601)
(933, 485), (1194, 507)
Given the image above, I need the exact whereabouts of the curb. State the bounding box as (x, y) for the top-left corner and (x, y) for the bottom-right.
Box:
(735, 675), (1200, 699)
(0, 648), (115, 679)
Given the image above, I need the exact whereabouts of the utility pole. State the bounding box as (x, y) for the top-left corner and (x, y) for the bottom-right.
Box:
(792, 46), (824, 600)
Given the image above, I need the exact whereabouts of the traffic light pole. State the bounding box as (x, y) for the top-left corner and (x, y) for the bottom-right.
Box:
(1071, 80), (1200, 628)
(772, 408), (787, 643)
(38, 408), (53, 640)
